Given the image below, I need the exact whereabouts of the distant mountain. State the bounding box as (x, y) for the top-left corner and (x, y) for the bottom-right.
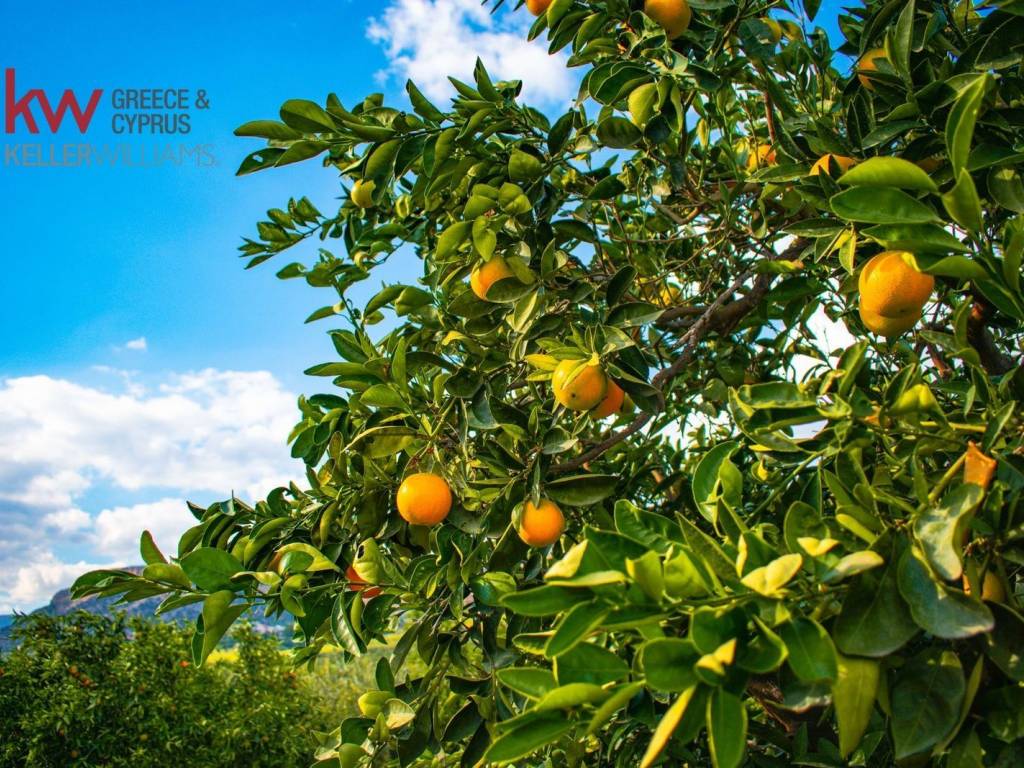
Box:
(1, 567), (290, 651)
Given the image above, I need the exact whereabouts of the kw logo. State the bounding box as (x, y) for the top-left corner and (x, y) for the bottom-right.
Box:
(4, 69), (103, 134)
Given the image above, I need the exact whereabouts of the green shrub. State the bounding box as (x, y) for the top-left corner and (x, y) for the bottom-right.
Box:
(0, 612), (336, 767)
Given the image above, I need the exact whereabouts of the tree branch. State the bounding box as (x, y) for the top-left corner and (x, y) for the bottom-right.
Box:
(552, 238), (810, 473)
(966, 297), (1014, 376)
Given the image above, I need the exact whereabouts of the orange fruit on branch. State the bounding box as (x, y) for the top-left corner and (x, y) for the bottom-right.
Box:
(470, 257), (514, 301)
(857, 250), (934, 338)
(346, 564), (382, 598)
(644, 0), (693, 39)
(552, 359), (608, 411)
(517, 499), (566, 547)
(526, 0), (552, 15)
(747, 144), (776, 172)
(857, 47), (889, 90)
(397, 472), (452, 526)
(809, 153), (857, 177)
(592, 379), (625, 419)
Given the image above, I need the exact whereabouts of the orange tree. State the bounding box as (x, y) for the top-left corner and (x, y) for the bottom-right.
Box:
(73, 1), (1024, 765)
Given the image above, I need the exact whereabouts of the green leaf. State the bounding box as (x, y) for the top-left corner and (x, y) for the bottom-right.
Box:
(830, 188), (939, 224)
(276, 542), (341, 572)
(983, 602), (1024, 681)
(586, 681), (645, 735)
(406, 80), (445, 122)
(330, 593), (365, 655)
(597, 116), (642, 148)
(509, 149), (544, 181)
(641, 687), (698, 768)
(640, 638), (700, 692)
(545, 474), (618, 506)
(554, 643), (629, 686)
(989, 167), (1024, 213)
(913, 484), (983, 581)
(588, 175), (625, 200)
(707, 689), (747, 768)
(483, 716), (573, 763)
(891, 649), (964, 760)
(179, 548), (244, 591)
(834, 538), (918, 657)
(198, 590), (247, 666)
(897, 546), (994, 639)
(234, 120), (304, 140)
(837, 156), (938, 192)
(360, 384), (407, 410)
(833, 654), (880, 758)
(942, 169), (984, 232)
(544, 601), (608, 657)
(500, 585), (591, 616)
(946, 75), (989, 174)
(862, 223), (969, 253)
(496, 667), (557, 699)
(279, 99), (336, 132)
(535, 683), (609, 711)
(779, 617), (838, 682)
(140, 530), (167, 565)
(364, 139), (402, 185)
(436, 221), (471, 260)
(692, 442), (740, 522)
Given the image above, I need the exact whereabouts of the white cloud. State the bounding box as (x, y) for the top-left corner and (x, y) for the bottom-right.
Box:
(122, 337), (147, 351)
(367, 0), (576, 106)
(41, 507), (91, 533)
(1, 550), (112, 615)
(0, 369), (301, 612)
(90, 498), (195, 562)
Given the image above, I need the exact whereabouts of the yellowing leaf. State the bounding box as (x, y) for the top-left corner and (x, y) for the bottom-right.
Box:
(798, 537), (840, 556)
(741, 554), (803, 596)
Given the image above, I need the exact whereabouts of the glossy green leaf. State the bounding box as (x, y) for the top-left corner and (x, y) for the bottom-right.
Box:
(837, 156), (938, 191)
(913, 484), (984, 581)
(897, 546), (994, 639)
(707, 688), (747, 768)
(830, 187), (939, 224)
(833, 654), (880, 758)
(779, 617), (838, 682)
(891, 649), (964, 760)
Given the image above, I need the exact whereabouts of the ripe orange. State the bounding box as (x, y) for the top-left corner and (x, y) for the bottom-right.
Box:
(552, 359), (608, 411)
(857, 251), (934, 338)
(964, 441), (997, 489)
(644, 0), (692, 39)
(809, 154), (857, 177)
(397, 472), (452, 526)
(517, 499), (565, 547)
(470, 257), (514, 301)
(592, 379), (625, 419)
(747, 144), (776, 172)
(857, 47), (888, 90)
(526, 0), (552, 14)
(346, 564), (382, 598)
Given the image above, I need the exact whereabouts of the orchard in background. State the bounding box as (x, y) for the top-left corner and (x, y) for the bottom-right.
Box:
(74, 1), (1024, 765)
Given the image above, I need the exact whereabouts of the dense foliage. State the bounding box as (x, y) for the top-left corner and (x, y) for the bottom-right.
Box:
(73, 0), (1024, 766)
(0, 613), (339, 767)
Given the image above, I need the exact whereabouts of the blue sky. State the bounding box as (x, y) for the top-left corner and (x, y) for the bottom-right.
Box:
(0, 0), (846, 611)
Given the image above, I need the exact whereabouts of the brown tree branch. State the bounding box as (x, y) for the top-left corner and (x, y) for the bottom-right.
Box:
(966, 297), (1014, 376)
(551, 238), (810, 473)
